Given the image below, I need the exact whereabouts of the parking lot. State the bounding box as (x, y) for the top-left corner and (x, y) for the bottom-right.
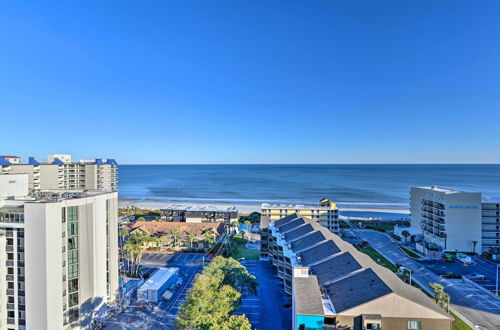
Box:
(236, 259), (292, 330)
(104, 253), (205, 330)
(420, 255), (499, 294)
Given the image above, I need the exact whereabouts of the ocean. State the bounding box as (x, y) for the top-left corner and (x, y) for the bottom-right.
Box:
(118, 164), (500, 217)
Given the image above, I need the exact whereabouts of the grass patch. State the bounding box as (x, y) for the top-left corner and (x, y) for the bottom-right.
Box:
(356, 246), (398, 272)
(234, 247), (260, 260)
(365, 223), (395, 232)
(399, 246), (422, 259)
(450, 311), (473, 330)
(231, 235), (260, 260)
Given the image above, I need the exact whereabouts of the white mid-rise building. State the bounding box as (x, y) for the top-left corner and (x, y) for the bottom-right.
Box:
(0, 155), (118, 192)
(0, 174), (119, 329)
(481, 201), (500, 253)
(410, 186), (483, 255)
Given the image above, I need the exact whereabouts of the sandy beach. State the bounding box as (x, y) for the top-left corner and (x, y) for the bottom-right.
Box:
(119, 198), (410, 215)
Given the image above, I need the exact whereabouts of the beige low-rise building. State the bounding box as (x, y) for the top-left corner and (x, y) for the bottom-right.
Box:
(261, 198), (339, 233)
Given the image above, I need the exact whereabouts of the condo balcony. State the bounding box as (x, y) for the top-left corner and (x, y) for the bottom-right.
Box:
(482, 235), (500, 239)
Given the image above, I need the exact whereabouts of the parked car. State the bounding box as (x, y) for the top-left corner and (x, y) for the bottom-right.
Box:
(456, 253), (472, 264)
(466, 273), (486, 281)
(162, 290), (173, 300)
(391, 234), (402, 241)
(443, 253), (455, 262)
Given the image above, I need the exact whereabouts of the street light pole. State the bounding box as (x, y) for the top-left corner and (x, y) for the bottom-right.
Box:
(400, 266), (412, 286)
(496, 264), (499, 296)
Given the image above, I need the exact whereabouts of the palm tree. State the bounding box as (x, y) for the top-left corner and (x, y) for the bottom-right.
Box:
(203, 230), (216, 245)
(160, 234), (171, 248)
(430, 283), (445, 305)
(133, 246), (145, 277)
(170, 229), (181, 250)
(401, 230), (411, 245)
(442, 293), (450, 312)
(124, 240), (138, 276)
(187, 233), (197, 249)
(119, 227), (129, 247)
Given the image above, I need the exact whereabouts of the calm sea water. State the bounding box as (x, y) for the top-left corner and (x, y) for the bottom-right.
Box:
(118, 164), (500, 211)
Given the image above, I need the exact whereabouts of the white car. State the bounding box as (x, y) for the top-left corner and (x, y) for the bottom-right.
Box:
(456, 253), (472, 264)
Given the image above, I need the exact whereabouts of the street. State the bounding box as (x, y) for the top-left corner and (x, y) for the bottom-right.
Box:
(357, 230), (500, 330)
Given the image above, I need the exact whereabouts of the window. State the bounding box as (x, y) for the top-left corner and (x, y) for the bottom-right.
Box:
(61, 208), (66, 223)
(68, 237), (78, 250)
(68, 293), (79, 308)
(408, 320), (422, 329)
(68, 279), (78, 293)
(8, 282), (14, 289)
(7, 311), (14, 318)
(68, 307), (79, 322)
(7, 253), (13, 260)
(8, 297), (14, 303)
(67, 222), (78, 236)
(367, 323), (381, 330)
(299, 325), (305, 330)
(67, 206), (78, 221)
(68, 264), (78, 279)
(68, 250), (78, 264)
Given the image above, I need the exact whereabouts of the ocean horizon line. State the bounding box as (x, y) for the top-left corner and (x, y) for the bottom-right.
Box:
(118, 163), (500, 166)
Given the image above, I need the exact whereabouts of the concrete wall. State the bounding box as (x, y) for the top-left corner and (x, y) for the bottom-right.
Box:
(0, 174), (28, 198)
(39, 165), (61, 189)
(10, 166), (35, 188)
(444, 193), (482, 252)
(25, 202), (65, 330)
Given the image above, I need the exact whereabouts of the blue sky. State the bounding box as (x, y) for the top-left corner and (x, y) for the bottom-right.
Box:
(0, 1), (499, 164)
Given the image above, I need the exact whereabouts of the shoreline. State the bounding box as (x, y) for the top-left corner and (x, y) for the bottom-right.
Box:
(118, 198), (410, 216)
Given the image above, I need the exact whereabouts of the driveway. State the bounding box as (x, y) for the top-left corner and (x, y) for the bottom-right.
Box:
(358, 230), (500, 330)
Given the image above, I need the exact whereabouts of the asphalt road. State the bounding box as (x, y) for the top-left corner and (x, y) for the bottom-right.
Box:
(358, 230), (500, 330)
(236, 259), (292, 330)
(422, 255), (499, 294)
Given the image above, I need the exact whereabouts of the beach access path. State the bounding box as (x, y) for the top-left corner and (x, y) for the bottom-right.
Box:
(358, 230), (500, 330)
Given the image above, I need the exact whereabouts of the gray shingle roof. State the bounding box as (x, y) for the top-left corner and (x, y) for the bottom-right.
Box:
(293, 276), (325, 316)
(298, 240), (341, 266)
(291, 231), (327, 253)
(278, 218), (305, 233)
(310, 252), (362, 285)
(273, 216), (452, 319)
(274, 213), (298, 227)
(324, 268), (392, 313)
(284, 224), (315, 241)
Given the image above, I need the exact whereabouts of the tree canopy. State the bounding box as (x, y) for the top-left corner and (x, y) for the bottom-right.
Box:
(176, 256), (257, 329)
